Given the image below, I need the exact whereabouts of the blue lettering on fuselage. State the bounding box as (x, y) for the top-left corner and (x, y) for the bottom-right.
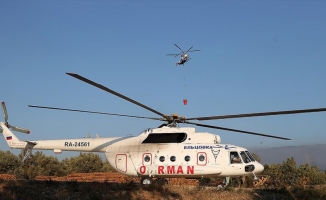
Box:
(184, 145), (234, 150)
(184, 145), (213, 149)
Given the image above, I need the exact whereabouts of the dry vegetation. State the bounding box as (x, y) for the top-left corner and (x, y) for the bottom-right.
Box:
(0, 173), (325, 200)
(34, 172), (199, 186)
(0, 178), (294, 200)
(1, 151), (326, 199)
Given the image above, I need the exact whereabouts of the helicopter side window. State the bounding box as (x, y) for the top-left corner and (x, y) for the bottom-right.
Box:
(230, 151), (242, 164)
(240, 151), (251, 163)
(159, 156), (165, 162)
(245, 151), (255, 162)
(142, 133), (187, 143)
(170, 156), (176, 162)
(198, 155), (205, 162)
(185, 155), (191, 162)
(144, 155), (150, 162)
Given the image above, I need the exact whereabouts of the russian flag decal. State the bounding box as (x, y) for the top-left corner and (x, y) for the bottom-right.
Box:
(6, 136), (12, 140)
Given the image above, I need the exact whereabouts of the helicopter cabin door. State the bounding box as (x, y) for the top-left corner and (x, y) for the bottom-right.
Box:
(115, 154), (127, 173)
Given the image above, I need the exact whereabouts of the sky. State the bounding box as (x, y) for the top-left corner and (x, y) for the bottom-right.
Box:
(0, 1), (326, 159)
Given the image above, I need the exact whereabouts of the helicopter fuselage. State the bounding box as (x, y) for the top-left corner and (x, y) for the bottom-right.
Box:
(176, 54), (188, 65)
(1, 123), (264, 179)
(104, 127), (264, 178)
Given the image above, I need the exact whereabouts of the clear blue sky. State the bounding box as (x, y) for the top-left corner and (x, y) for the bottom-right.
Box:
(1, 1), (326, 158)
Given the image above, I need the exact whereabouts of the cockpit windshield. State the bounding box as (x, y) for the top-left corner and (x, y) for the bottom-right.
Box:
(245, 151), (256, 162)
(240, 151), (251, 163)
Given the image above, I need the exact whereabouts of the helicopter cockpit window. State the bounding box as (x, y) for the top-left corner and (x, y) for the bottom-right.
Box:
(142, 133), (187, 143)
(245, 151), (255, 162)
(170, 156), (176, 162)
(185, 155), (191, 162)
(144, 155), (150, 162)
(159, 156), (165, 162)
(240, 151), (251, 163)
(230, 151), (242, 164)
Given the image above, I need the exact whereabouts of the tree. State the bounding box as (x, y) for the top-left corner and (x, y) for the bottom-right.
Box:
(251, 153), (261, 163)
(16, 151), (66, 179)
(65, 153), (106, 173)
(102, 161), (115, 172)
(0, 150), (19, 174)
(297, 164), (326, 185)
(280, 157), (298, 186)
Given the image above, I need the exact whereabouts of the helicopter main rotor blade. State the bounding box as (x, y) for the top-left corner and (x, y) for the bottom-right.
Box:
(186, 108), (326, 121)
(175, 53), (181, 57)
(1, 102), (8, 122)
(188, 50), (201, 52)
(184, 121), (291, 140)
(174, 44), (184, 52)
(66, 73), (166, 118)
(28, 105), (163, 121)
(166, 53), (181, 57)
(185, 46), (193, 53)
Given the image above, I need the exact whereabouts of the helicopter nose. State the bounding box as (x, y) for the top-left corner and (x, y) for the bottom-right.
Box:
(255, 163), (264, 174)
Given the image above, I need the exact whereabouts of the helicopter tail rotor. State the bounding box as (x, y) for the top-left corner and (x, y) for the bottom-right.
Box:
(1, 102), (30, 134)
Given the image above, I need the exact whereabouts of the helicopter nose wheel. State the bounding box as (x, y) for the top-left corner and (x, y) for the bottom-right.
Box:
(141, 177), (152, 185)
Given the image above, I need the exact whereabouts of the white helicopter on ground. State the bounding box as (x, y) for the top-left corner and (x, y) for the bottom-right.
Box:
(2, 72), (326, 185)
(166, 44), (201, 65)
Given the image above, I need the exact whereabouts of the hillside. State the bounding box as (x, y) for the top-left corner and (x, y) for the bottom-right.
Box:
(251, 144), (326, 170)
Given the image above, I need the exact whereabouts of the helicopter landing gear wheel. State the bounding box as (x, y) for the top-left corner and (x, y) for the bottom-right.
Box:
(141, 177), (152, 185)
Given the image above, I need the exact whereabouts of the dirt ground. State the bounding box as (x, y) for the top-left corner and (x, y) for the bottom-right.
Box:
(0, 173), (325, 200)
(33, 172), (200, 185)
(0, 179), (294, 200)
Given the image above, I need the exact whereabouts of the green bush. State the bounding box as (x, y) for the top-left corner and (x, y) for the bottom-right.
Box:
(0, 150), (19, 174)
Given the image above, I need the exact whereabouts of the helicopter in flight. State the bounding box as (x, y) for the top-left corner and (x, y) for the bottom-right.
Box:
(2, 72), (326, 185)
(167, 44), (201, 65)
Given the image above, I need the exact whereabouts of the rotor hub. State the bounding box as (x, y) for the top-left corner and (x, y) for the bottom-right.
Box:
(162, 114), (186, 127)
